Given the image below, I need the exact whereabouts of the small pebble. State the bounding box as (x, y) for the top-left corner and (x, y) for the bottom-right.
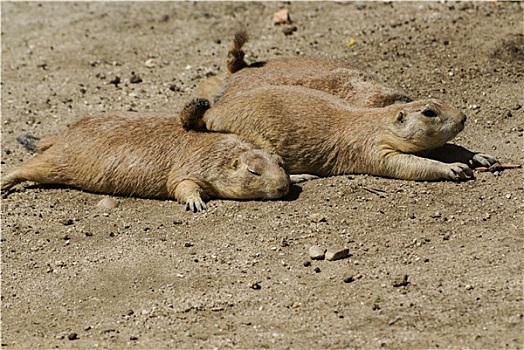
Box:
(282, 25), (297, 36)
(67, 333), (78, 341)
(325, 247), (349, 261)
(343, 276), (355, 283)
(314, 267), (321, 273)
(309, 245), (326, 260)
(130, 73), (142, 84)
(303, 261), (312, 267)
(308, 213), (327, 223)
(130, 336), (139, 341)
(62, 219), (74, 226)
(97, 197), (118, 209)
(144, 58), (157, 68)
(251, 282), (262, 290)
(109, 76), (121, 85)
(273, 8), (291, 25)
(392, 274), (409, 287)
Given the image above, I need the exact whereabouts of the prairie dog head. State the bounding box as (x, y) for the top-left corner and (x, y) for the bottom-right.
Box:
(385, 99), (467, 153)
(214, 149), (290, 200)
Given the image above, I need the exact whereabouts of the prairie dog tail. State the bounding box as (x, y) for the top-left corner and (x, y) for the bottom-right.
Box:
(180, 98), (211, 131)
(16, 134), (40, 152)
(227, 29), (249, 74)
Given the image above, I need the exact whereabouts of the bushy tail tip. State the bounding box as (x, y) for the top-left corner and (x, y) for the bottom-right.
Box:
(180, 98), (210, 131)
(227, 29), (250, 74)
(232, 29), (249, 52)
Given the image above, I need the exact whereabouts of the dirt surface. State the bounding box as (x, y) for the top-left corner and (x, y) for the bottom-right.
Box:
(1, 2), (523, 349)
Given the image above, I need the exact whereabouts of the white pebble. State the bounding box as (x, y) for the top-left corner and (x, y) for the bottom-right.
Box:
(144, 58), (157, 68)
(97, 197), (118, 209)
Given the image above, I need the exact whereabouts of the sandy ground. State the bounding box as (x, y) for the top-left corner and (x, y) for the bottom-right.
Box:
(1, 2), (523, 349)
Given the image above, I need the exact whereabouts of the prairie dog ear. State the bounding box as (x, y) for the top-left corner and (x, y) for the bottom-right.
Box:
(396, 111), (405, 123)
(231, 158), (241, 169)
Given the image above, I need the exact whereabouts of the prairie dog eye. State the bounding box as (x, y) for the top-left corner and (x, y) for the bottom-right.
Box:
(248, 168), (261, 176)
(422, 109), (437, 117)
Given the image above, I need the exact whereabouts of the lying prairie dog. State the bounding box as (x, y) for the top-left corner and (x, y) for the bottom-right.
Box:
(194, 29), (412, 107)
(1, 99), (290, 212)
(201, 85), (498, 181)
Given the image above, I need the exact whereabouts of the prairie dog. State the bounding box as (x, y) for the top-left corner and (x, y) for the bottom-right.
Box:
(202, 85), (497, 181)
(194, 30), (412, 107)
(1, 99), (290, 211)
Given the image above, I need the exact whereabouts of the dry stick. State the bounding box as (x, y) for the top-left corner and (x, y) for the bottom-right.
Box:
(475, 163), (522, 172)
(362, 186), (387, 197)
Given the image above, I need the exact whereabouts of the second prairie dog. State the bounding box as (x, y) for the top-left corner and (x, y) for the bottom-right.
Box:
(203, 85), (498, 181)
(1, 99), (290, 212)
(194, 30), (411, 107)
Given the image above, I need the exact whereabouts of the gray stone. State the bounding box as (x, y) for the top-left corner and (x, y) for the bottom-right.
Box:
(309, 245), (325, 260)
(325, 247), (349, 261)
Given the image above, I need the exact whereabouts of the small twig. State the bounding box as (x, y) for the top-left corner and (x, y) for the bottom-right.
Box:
(475, 163), (522, 173)
(362, 186), (387, 197)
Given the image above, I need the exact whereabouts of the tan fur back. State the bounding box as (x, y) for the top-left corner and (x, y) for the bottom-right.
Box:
(3, 110), (290, 202)
(194, 30), (412, 107)
(205, 85), (466, 177)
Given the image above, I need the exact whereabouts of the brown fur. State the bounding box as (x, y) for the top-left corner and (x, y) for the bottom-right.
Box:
(1, 99), (290, 211)
(194, 31), (412, 107)
(203, 85), (498, 181)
